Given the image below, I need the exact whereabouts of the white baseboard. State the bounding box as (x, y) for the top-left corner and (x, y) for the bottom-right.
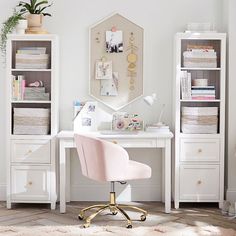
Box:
(0, 183), (6, 201)
(70, 184), (162, 201)
(226, 189), (236, 202)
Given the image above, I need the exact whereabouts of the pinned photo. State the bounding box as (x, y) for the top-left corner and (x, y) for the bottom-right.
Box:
(106, 30), (123, 53)
(95, 60), (113, 80)
(101, 72), (118, 96)
(82, 117), (92, 127)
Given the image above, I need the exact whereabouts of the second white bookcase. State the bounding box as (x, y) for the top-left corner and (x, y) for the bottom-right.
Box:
(173, 32), (226, 208)
(6, 34), (59, 209)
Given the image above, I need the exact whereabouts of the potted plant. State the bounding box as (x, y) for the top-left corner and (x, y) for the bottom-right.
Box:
(0, 10), (26, 56)
(18, 0), (52, 32)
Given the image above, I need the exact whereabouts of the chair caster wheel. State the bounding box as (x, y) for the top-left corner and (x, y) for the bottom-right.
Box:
(83, 223), (90, 228)
(78, 214), (84, 220)
(126, 224), (132, 229)
(140, 214), (146, 221)
(112, 211), (118, 215)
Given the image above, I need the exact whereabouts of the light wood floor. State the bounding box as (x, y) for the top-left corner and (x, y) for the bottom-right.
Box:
(0, 202), (236, 229)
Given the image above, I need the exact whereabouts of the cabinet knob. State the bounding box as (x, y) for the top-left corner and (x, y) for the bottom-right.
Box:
(25, 150), (32, 156)
(197, 180), (202, 185)
(198, 149), (202, 153)
(112, 141), (118, 144)
(28, 181), (33, 186)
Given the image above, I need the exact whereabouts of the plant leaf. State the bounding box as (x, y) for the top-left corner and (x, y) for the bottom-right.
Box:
(35, 1), (49, 10)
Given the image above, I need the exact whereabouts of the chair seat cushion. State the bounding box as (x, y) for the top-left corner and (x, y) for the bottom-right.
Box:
(124, 160), (152, 180)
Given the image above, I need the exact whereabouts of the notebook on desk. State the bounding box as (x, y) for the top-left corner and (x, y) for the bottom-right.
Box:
(99, 130), (139, 135)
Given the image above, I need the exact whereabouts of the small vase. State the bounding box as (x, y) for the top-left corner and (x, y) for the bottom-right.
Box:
(16, 19), (28, 34)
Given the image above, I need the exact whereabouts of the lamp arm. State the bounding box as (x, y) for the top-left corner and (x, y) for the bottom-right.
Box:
(157, 104), (165, 124)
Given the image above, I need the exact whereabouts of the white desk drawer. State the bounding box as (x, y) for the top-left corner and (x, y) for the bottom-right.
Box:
(105, 138), (157, 148)
(180, 138), (220, 162)
(11, 165), (51, 201)
(11, 140), (50, 164)
(179, 164), (219, 201)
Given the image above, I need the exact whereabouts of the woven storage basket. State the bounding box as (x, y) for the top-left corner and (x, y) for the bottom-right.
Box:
(13, 108), (50, 135)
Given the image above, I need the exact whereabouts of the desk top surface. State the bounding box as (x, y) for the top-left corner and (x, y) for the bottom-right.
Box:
(57, 130), (174, 139)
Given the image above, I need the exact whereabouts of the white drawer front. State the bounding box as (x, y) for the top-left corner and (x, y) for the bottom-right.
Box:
(180, 139), (220, 162)
(11, 166), (51, 201)
(11, 140), (50, 164)
(105, 138), (157, 148)
(179, 165), (219, 201)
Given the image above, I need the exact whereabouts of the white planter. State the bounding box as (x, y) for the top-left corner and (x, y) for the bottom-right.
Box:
(16, 20), (28, 34)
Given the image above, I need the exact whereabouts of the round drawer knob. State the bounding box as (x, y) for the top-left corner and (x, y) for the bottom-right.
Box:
(197, 180), (202, 185)
(198, 149), (202, 153)
(28, 181), (33, 186)
(25, 150), (32, 155)
(112, 141), (118, 144)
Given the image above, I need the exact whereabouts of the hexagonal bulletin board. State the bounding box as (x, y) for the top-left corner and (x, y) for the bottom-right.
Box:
(89, 13), (144, 110)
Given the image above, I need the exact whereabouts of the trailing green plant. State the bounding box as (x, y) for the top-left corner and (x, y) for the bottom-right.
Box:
(18, 0), (52, 16)
(0, 10), (24, 56)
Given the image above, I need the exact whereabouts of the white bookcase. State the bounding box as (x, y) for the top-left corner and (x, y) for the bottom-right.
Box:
(6, 34), (59, 209)
(173, 32), (226, 208)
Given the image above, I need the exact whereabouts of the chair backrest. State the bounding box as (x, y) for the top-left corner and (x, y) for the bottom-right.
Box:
(74, 134), (129, 182)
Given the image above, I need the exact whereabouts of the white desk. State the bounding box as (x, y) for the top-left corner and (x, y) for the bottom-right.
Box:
(57, 130), (173, 214)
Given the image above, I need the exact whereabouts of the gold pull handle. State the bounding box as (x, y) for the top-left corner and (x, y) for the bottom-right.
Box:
(25, 150), (32, 156)
(112, 141), (117, 144)
(198, 149), (202, 153)
(197, 180), (202, 185)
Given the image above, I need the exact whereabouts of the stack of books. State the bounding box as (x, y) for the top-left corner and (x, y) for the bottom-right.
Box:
(12, 75), (25, 101)
(183, 45), (217, 68)
(146, 124), (170, 133)
(24, 87), (50, 101)
(181, 107), (218, 134)
(15, 47), (49, 69)
(191, 85), (216, 100)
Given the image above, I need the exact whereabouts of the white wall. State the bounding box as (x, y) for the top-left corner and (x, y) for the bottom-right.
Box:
(0, 0), (222, 200)
(224, 0), (236, 201)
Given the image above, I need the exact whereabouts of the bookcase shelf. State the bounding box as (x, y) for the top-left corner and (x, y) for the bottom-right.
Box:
(180, 67), (221, 71)
(173, 32), (226, 209)
(6, 34), (59, 210)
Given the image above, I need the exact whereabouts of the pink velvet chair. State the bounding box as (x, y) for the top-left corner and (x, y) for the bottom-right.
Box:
(74, 134), (152, 228)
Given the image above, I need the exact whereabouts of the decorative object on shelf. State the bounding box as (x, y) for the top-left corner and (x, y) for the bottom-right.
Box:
(186, 22), (215, 33)
(106, 28), (123, 53)
(15, 19), (28, 34)
(12, 75), (26, 100)
(192, 78), (208, 87)
(127, 32), (138, 92)
(73, 101), (98, 133)
(18, 0), (52, 34)
(28, 80), (44, 87)
(0, 10), (26, 57)
(100, 72), (118, 96)
(112, 112), (143, 131)
(89, 13), (143, 111)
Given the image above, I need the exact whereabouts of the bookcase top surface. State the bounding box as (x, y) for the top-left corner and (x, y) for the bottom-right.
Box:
(175, 32), (226, 40)
(7, 34), (58, 41)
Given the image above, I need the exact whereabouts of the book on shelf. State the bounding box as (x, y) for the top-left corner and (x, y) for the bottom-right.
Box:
(12, 75), (25, 101)
(180, 71), (191, 100)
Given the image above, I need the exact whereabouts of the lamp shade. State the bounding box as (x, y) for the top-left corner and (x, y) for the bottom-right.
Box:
(143, 93), (157, 106)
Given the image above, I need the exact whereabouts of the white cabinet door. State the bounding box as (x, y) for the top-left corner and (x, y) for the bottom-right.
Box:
(180, 138), (220, 162)
(11, 140), (51, 164)
(179, 165), (219, 201)
(11, 166), (51, 201)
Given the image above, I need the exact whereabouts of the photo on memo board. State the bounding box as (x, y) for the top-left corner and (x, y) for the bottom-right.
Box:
(106, 30), (123, 53)
(100, 72), (118, 96)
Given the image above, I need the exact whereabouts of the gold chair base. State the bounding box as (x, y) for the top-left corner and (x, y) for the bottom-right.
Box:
(78, 192), (147, 228)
